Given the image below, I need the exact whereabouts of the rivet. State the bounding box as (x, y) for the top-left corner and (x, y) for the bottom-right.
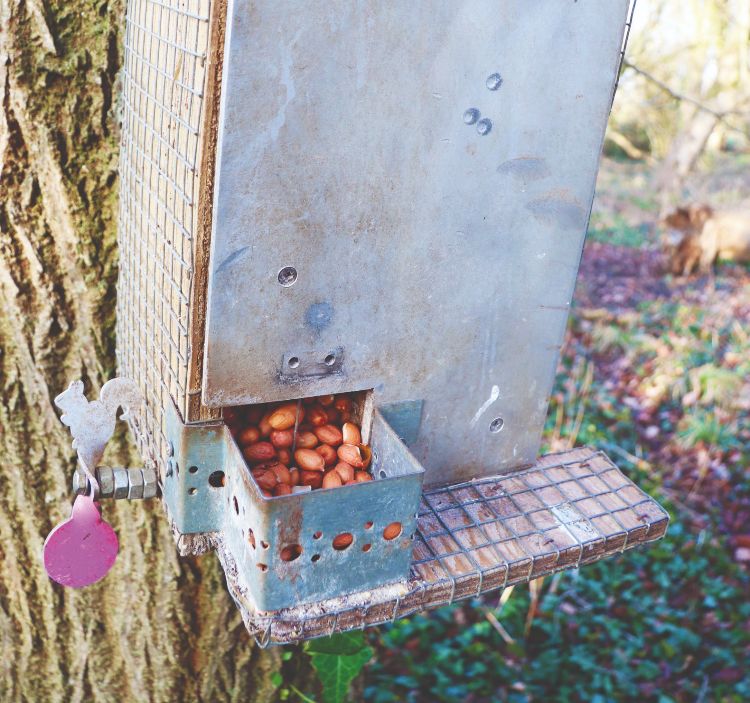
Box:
(463, 108), (480, 125)
(486, 72), (503, 91)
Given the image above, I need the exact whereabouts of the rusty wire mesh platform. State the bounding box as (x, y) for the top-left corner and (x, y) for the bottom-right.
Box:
(215, 447), (668, 646)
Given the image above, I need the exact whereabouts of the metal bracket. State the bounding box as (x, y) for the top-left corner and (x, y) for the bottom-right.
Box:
(162, 400), (227, 534)
(279, 346), (345, 380)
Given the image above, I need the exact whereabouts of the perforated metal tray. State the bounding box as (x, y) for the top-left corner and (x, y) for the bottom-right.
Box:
(202, 447), (668, 645)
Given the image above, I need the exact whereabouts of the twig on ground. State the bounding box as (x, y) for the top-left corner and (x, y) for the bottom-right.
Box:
(482, 608), (516, 645)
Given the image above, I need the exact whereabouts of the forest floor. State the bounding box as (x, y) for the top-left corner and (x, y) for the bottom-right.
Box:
(364, 156), (750, 703)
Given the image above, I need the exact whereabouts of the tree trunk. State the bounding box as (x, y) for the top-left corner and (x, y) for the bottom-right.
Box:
(0, 1), (314, 700)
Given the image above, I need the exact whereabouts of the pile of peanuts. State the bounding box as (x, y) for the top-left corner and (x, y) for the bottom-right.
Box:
(224, 393), (373, 498)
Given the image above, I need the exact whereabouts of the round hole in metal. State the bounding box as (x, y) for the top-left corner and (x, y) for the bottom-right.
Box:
(248, 529), (256, 549)
(188, 487), (197, 496)
(188, 465), (199, 474)
(324, 353), (336, 366)
(379, 470), (387, 479)
(257, 563), (268, 572)
(288, 356), (300, 369)
(233, 496), (239, 514)
(311, 554), (321, 563)
(383, 522), (402, 540)
(489, 417), (504, 433)
(280, 544), (303, 562)
(362, 543), (372, 553)
(260, 540), (269, 550)
(364, 521), (373, 530)
(332, 533), (353, 550)
(313, 531), (323, 540)
(208, 470), (225, 488)
(278, 266), (298, 286)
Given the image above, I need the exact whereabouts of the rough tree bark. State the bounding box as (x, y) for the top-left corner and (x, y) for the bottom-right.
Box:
(0, 1), (314, 700)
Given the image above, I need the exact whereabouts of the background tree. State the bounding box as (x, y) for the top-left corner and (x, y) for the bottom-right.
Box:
(0, 1), (314, 700)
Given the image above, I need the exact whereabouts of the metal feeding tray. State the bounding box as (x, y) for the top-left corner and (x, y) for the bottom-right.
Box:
(214, 447), (668, 645)
(109, 0), (664, 644)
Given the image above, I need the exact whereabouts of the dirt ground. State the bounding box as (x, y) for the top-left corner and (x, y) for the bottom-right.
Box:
(575, 154), (750, 550)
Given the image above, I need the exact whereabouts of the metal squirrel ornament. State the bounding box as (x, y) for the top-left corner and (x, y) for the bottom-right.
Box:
(43, 378), (143, 588)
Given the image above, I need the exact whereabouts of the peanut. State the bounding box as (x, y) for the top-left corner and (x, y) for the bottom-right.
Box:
(337, 443), (365, 468)
(299, 469), (323, 489)
(259, 411), (273, 437)
(341, 422), (361, 445)
(295, 431), (318, 449)
(274, 483), (293, 496)
(322, 470), (343, 489)
(358, 443), (372, 468)
(270, 429), (294, 448)
(334, 462), (354, 483)
(261, 489), (273, 498)
(308, 404), (328, 427)
(277, 448), (292, 465)
(289, 468), (300, 485)
(314, 424), (343, 446)
(244, 441), (276, 464)
(334, 396), (353, 414)
(318, 394), (335, 407)
(270, 463), (292, 485)
(315, 444), (338, 467)
(295, 448), (325, 471)
(251, 468), (277, 491)
(355, 471), (372, 482)
(268, 403), (301, 430)
(237, 426), (261, 446)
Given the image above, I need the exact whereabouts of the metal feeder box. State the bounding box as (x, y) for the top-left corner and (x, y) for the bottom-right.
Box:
(115, 0), (668, 644)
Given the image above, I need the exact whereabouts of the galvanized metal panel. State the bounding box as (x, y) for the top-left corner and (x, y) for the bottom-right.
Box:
(163, 401), (226, 534)
(204, 0), (630, 487)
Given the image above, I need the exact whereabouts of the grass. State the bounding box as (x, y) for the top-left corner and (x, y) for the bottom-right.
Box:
(588, 212), (651, 248)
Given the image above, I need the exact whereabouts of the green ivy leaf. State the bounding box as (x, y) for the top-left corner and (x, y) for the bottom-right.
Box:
(305, 631), (368, 656)
(304, 632), (373, 703)
(309, 648), (372, 703)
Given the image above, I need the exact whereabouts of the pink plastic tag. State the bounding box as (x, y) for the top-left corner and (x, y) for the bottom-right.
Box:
(43, 495), (119, 588)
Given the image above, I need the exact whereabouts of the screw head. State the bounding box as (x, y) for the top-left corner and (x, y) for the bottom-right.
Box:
(278, 266), (298, 287)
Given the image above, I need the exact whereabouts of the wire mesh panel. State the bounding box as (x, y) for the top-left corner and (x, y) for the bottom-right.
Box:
(215, 447), (669, 645)
(117, 0), (212, 468)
